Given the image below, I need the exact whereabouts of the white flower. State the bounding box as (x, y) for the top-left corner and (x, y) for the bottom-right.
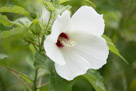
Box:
(44, 6), (109, 80)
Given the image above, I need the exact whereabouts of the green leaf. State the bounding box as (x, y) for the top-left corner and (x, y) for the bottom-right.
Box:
(46, 2), (56, 12)
(0, 6), (29, 16)
(0, 58), (9, 66)
(39, 84), (48, 91)
(0, 23), (11, 31)
(48, 62), (74, 91)
(0, 14), (13, 27)
(29, 19), (42, 35)
(19, 74), (32, 84)
(34, 52), (50, 69)
(14, 17), (31, 27)
(0, 27), (26, 39)
(0, 53), (8, 66)
(83, 70), (106, 91)
(55, 5), (71, 17)
(34, 53), (75, 91)
(59, 0), (70, 4)
(103, 35), (128, 64)
(84, 0), (96, 7)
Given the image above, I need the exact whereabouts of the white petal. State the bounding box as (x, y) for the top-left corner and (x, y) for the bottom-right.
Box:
(38, 6), (50, 25)
(50, 10), (70, 43)
(55, 33), (109, 80)
(70, 33), (109, 69)
(44, 37), (66, 65)
(55, 48), (90, 80)
(43, 11), (70, 66)
(69, 6), (105, 36)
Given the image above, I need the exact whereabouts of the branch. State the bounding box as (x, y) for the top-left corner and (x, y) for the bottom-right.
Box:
(8, 69), (32, 91)
(37, 82), (48, 89)
(34, 68), (39, 91)
(24, 36), (39, 47)
(6, 67), (33, 82)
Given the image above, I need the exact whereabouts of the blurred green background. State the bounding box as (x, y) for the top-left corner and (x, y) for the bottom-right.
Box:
(0, 0), (136, 91)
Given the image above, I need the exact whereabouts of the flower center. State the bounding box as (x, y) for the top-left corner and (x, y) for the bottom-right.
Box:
(56, 32), (77, 48)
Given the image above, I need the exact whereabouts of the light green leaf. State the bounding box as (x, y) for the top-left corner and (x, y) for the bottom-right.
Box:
(103, 35), (128, 64)
(46, 2), (56, 12)
(0, 6), (29, 16)
(83, 70), (106, 91)
(19, 74), (32, 84)
(59, 0), (70, 4)
(0, 27), (26, 39)
(34, 52), (50, 69)
(0, 14), (13, 27)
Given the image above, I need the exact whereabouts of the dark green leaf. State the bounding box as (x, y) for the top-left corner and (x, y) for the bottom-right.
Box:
(103, 35), (128, 64)
(39, 84), (48, 91)
(34, 53), (74, 91)
(48, 62), (74, 91)
(0, 6), (29, 16)
(0, 58), (9, 66)
(34, 52), (50, 69)
(0, 14), (13, 27)
(83, 70), (106, 91)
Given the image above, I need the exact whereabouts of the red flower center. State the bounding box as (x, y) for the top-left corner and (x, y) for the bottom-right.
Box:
(56, 32), (69, 48)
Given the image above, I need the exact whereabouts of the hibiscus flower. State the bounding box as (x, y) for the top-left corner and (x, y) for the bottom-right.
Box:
(44, 6), (109, 80)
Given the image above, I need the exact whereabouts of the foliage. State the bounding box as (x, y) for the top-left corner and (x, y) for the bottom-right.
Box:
(0, 6), (29, 16)
(103, 35), (128, 64)
(83, 70), (106, 91)
(0, 0), (136, 91)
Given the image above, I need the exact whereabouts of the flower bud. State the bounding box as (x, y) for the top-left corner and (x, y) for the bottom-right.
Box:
(29, 19), (42, 35)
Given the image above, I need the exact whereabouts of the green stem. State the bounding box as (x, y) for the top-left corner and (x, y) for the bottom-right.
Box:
(46, 12), (52, 31)
(37, 82), (48, 89)
(34, 68), (39, 91)
(24, 36), (39, 47)
(33, 44), (38, 52)
(38, 36), (41, 52)
(33, 8), (53, 91)
(7, 68), (32, 91)
(6, 67), (33, 82)
(40, 12), (53, 51)
(38, 75), (42, 87)
(40, 34), (44, 52)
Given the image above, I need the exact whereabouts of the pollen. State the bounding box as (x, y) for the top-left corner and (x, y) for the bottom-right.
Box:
(56, 32), (77, 48)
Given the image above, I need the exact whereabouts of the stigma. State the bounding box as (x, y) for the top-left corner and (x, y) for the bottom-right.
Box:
(56, 32), (77, 48)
